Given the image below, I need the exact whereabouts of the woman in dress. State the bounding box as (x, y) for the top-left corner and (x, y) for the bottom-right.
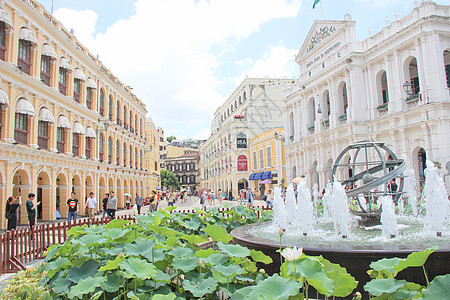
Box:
(6, 196), (21, 230)
(218, 189), (223, 205)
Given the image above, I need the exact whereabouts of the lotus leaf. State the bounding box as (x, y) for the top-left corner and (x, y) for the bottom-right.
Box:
(75, 233), (108, 247)
(364, 279), (407, 296)
(67, 276), (106, 299)
(103, 227), (128, 240)
(318, 256), (358, 297)
(99, 255), (123, 271)
(170, 246), (194, 258)
(165, 236), (180, 246)
(123, 239), (157, 258)
(295, 257), (335, 296)
(369, 257), (403, 275)
(212, 263), (244, 278)
(172, 256), (199, 273)
(250, 249), (273, 264)
(394, 246), (440, 273)
(180, 233), (209, 244)
(247, 274), (302, 299)
(106, 218), (130, 229)
(51, 275), (72, 294)
(203, 224), (233, 243)
(67, 226), (86, 238)
(183, 274), (218, 298)
(44, 257), (70, 278)
(202, 252), (228, 266)
(422, 274), (450, 300)
(83, 226), (106, 235)
(103, 272), (123, 293)
(119, 257), (158, 279)
(195, 248), (218, 258)
(67, 260), (100, 283)
(151, 293), (177, 300)
(217, 242), (251, 258)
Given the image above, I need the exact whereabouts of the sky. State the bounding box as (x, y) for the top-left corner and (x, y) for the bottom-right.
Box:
(37, 0), (448, 140)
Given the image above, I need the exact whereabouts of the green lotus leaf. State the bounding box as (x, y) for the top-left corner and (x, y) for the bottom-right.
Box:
(181, 219), (202, 231)
(318, 256), (358, 297)
(123, 239), (157, 258)
(202, 252), (228, 266)
(151, 293), (176, 300)
(247, 274), (302, 299)
(106, 218), (130, 229)
(250, 249), (273, 264)
(230, 286), (253, 300)
(170, 246), (194, 258)
(91, 291), (104, 300)
(44, 257), (70, 278)
(183, 274), (218, 298)
(394, 246), (440, 273)
(296, 257), (335, 296)
(67, 226), (86, 238)
(172, 256), (198, 272)
(103, 272), (123, 293)
(364, 279), (407, 296)
(99, 255), (123, 271)
(67, 276), (106, 299)
(153, 269), (172, 282)
(148, 225), (178, 237)
(203, 224), (233, 243)
(75, 233), (108, 247)
(369, 257), (403, 275)
(212, 263), (244, 278)
(119, 257), (158, 280)
(134, 214), (157, 224)
(217, 242), (251, 258)
(240, 260), (258, 273)
(67, 260), (100, 283)
(150, 249), (167, 263)
(213, 269), (231, 284)
(103, 245), (125, 256)
(83, 226), (106, 235)
(51, 275), (72, 294)
(422, 274), (450, 300)
(234, 206), (247, 216)
(165, 236), (180, 247)
(235, 274), (256, 283)
(103, 227), (128, 240)
(195, 248), (218, 258)
(180, 233), (209, 245)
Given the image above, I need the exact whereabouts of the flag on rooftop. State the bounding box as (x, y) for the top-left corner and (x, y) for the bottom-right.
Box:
(313, 0), (321, 9)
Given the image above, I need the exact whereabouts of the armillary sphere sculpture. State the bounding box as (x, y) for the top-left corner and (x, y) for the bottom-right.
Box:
(331, 141), (407, 225)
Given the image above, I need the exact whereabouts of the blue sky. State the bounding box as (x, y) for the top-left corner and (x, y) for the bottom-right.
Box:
(37, 0), (448, 139)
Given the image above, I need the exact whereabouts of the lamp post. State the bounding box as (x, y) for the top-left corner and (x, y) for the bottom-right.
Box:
(403, 81), (414, 96)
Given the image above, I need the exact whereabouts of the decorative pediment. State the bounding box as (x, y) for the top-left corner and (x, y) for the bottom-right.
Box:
(296, 20), (350, 60)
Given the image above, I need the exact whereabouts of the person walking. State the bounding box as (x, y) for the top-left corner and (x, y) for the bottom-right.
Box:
(86, 192), (97, 221)
(218, 189), (223, 205)
(107, 191), (118, 219)
(167, 191), (175, 206)
(26, 193), (40, 239)
(210, 190), (216, 206)
(266, 189), (274, 208)
(102, 193), (109, 218)
(5, 196), (21, 230)
(149, 191), (157, 212)
(135, 192), (143, 215)
(67, 192), (79, 222)
(246, 188), (254, 209)
(200, 191), (208, 211)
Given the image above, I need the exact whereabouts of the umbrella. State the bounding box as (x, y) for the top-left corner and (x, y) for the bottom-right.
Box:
(291, 177), (306, 183)
(156, 187), (162, 190)
(124, 193), (132, 197)
(259, 179), (272, 184)
(181, 188), (187, 192)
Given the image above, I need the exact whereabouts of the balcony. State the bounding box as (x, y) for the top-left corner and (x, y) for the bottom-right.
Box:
(308, 125), (315, 132)
(406, 94), (421, 108)
(376, 103), (388, 112)
(322, 119), (329, 129)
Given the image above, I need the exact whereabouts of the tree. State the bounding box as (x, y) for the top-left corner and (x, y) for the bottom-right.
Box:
(160, 169), (179, 190)
(166, 136), (176, 143)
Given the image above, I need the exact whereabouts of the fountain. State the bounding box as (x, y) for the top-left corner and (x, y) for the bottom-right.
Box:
(232, 141), (450, 297)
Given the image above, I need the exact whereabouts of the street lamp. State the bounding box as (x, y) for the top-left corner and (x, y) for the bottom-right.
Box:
(403, 81), (414, 96)
(317, 104), (322, 114)
(96, 120), (109, 134)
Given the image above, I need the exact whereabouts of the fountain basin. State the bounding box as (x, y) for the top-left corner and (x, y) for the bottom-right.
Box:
(232, 222), (450, 299)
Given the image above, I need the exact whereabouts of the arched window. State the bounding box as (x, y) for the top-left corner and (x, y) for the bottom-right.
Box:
(309, 97), (316, 127)
(289, 112), (295, 138)
(124, 107), (128, 129)
(40, 44), (55, 86)
(338, 82), (348, 117)
(86, 78), (95, 109)
(109, 96), (113, 120)
(116, 102), (120, 123)
(108, 137), (113, 163)
(37, 108), (53, 150)
(322, 90), (330, 117)
(129, 145), (132, 166)
(443, 50), (450, 89)
(98, 134), (104, 161)
(0, 22), (7, 61)
(85, 136), (91, 159)
(407, 58), (420, 95)
(135, 149), (138, 169)
(123, 143), (127, 166)
(99, 89), (105, 116)
(116, 140), (120, 164)
(378, 71), (389, 104)
(18, 29), (35, 75)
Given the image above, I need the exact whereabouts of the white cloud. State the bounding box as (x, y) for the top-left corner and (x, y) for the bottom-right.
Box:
(235, 44), (299, 84)
(53, 0), (302, 137)
(355, 0), (401, 8)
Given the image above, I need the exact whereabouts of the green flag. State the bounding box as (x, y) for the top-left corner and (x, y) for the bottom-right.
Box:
(313, 0), (320, 9)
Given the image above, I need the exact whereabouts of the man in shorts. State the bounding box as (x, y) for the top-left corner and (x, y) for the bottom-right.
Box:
(107, 191), (118, 219)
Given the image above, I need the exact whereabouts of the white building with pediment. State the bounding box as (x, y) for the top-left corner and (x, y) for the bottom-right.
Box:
(283, 1), (450, 192)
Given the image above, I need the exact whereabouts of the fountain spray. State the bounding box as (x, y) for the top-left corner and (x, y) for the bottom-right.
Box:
(380, 195), (398, 238)
(297, 180), (314, 236)
(330, 178), (350, 238)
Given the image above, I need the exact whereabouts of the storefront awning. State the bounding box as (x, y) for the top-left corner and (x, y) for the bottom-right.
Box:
(15, 98), (35, 116)
(86, 78), (97, 89)
(0, 89), (9, 106)
(38, 108), (55, 123)
(74, 68), (86, 81)
(59, 57), (73, 72)
(261, 171), (272, 180)
(249, 173), (256, 180)
(254, 172), (263, 180)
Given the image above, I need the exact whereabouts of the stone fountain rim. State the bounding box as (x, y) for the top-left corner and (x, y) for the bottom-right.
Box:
(231, 222), (450, 254)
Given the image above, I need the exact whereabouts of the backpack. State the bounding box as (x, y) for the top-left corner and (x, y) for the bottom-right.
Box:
(200, 195), (205, 205)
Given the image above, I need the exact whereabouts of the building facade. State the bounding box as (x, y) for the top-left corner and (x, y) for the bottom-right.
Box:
(248, 128), (286, 196)
(200, 78), (295, 198)
(284, 2), (450, 192)
(0, 0), (153, 229)
(162, 152), (200, 191)
(145, 118), (160, 193)
(157, 127), (167, 159)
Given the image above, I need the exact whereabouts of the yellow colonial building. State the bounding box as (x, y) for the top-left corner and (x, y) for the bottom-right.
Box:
(248, 128), (286, 196)
(145, 117), (161, 193)
(0, 0), (153, 229)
